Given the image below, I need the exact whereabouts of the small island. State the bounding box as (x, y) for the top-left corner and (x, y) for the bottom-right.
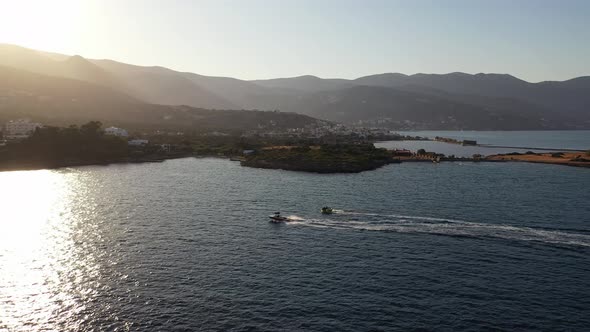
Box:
(240, 144), (395, 173)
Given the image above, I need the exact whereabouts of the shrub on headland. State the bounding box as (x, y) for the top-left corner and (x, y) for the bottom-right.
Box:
(242, 143), (393, 173)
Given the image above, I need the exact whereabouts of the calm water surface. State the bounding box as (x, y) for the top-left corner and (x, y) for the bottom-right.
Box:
(397, 130), (590, 150)
(379, 130), (590, 157)
(1, 157), (590, 331)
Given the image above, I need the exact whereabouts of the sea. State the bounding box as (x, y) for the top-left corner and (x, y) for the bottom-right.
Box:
(377, 130), (590, 157)
(1, 131), (589, 331)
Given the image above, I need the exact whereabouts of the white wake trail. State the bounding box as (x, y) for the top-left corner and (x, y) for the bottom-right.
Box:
(291, 211), (590, 248)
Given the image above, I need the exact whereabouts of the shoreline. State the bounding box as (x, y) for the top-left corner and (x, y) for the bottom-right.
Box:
(0, 153), (195, 172)
(485, 152), (590, 168)
(1, 150), (588, 174)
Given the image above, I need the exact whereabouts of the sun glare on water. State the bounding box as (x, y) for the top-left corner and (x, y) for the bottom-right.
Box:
(0, 170), (68, 242)
(0, 169), (88, 330)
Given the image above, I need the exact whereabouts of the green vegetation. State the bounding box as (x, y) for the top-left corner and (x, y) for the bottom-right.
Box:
(0, 121), (128, 168)
(1, 121), (396, 172)
(570, 155), (590, 162)
(241, 143), (393, 173)
(0, 121), (185, 171)
(0, 120), (397, 172)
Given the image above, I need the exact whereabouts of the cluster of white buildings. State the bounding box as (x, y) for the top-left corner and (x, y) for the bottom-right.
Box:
(128, 139), (149, 146)
(104, 126), (129, 137)
(0, 122), (152, 147)
(244, 122), (395, 139)
(2, 119), (43, 140)
(302, 124), (395, 138)
(104, 126), (151, 146)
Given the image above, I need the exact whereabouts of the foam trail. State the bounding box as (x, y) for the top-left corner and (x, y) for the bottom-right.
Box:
(337, 210), (462, 223)
(291, 213), (590, 248)
(286, 215), (304, 221)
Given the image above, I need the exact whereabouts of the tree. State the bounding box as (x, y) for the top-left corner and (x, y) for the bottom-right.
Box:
(8, 121), (127, 163)
(417, 148), (426, 155)
(80, 121), (103, 139)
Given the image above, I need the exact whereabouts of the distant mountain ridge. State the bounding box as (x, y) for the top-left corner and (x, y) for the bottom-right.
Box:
(353, 72), (590, 118)
(0, 43), (588, 129)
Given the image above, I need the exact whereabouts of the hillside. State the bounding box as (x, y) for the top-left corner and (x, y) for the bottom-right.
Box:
(91, 60), (238, 109)
(277, 85), (565, 130)
(0, 44), (127, 92)
(0, 66), (322, 133)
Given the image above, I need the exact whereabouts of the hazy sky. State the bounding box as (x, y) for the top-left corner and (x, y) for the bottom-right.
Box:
(1, 0), (589, 82)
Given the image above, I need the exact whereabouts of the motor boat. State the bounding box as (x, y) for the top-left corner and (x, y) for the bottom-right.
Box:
(321, 206), (334, 214)
(269, 212), (289, 222)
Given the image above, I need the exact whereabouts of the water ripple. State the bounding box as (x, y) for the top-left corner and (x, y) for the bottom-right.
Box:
(1, 158), (590, 331)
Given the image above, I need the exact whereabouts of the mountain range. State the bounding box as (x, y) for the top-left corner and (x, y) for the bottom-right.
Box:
(1, 43), (589, 130)
(0, 60), (320, 133)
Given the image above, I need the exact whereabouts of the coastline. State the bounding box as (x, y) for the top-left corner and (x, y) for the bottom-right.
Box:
(1, 148), (588, 174)
(239, 151), (590, 173)
(240, 157), (395, 173)
(0, 153), (194, 172)
(486, 152), (590, 168)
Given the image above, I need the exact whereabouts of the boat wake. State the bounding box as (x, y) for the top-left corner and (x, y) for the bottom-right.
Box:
(286, 215), (305, 221)
(287, 211), (590, 248)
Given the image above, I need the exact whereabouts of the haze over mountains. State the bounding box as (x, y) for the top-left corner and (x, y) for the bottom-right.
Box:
(1, 44), (589, 130)
(0, 45), (322, 133)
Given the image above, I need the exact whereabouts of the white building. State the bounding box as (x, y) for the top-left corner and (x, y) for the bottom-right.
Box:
(128, 139), (149, 146)
(105, 126), (129, 137)
(4, 119), (42, 140)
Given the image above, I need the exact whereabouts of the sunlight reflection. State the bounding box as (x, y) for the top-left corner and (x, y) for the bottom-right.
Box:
(0, 170), (66, 245)
(0, 169), (85, 330)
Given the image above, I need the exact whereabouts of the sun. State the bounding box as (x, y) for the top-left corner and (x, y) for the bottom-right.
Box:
(0, 0), (87, 52)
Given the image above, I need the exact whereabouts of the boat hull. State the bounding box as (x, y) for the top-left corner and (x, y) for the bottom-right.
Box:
(269, 216), (288, 222)
(321, 208), (334, 214)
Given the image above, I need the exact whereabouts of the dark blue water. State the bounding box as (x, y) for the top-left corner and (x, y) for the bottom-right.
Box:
(1, 158), (590, 331)
(378, 130), (590, 157)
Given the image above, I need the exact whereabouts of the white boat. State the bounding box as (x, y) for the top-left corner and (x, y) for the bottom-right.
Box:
(269, 212), (288, 222)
